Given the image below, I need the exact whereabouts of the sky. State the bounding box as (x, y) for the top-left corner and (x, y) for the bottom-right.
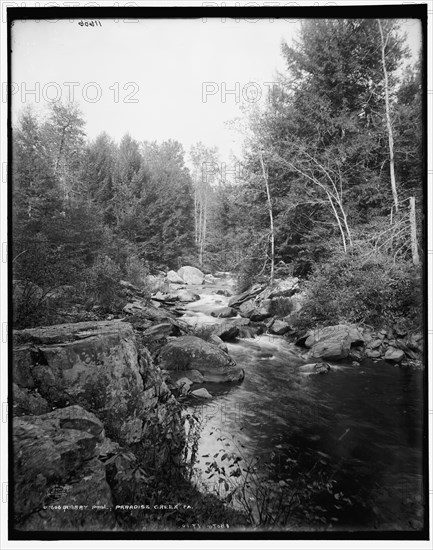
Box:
(11, 17), (422, 164)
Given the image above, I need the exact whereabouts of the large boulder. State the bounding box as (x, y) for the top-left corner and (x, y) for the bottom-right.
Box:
(211, 307), (236, 318)
(176, 289), (201, 303)
(204, 274), (217, 285)
(167, 270), (185, 284)
(384, 347), (405, 363)
(296, 324), (364, 361)
(239, 299), (256, 318)
(302, 325), (364, 348)
(249, 307), (272, 322)
(213, 323), (240, 342)
(237, 298), (273, 322)
(157, 336), (244, 383)
(177, 266), (205, 285)
(295, 324), (362, 361)
(13, 405), (116, 530)
(13, 321), (184, 451)
(308, 336), (351, 361)
(269, 319), (291, 336)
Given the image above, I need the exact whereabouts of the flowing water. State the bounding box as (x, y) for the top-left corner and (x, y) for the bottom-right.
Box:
(180, 278), (425, 531)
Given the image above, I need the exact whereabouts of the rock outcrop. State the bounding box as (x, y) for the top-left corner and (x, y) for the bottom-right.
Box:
(14, 405), (116, 530)
(157, 335), (244, 383)
(12, 320), (185, 531)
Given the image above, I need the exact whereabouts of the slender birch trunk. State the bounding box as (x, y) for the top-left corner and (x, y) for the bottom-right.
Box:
(378, 19), (399, 213)
(259, 150), (275, 283)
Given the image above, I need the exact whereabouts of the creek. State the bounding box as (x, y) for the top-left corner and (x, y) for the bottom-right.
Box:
(179, 276), (424, 530)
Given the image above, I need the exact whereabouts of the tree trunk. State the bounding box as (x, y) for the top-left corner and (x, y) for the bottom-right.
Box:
(378, 19), (399, 213)
(259, 151), (275, 283)
(409, 196), (420, 266)
(200, 196), (207, 267)
(194, 187), (198, 245)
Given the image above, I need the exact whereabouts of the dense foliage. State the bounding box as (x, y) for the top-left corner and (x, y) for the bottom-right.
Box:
(12, 18), (423, 332)
(230, 19), (423, 328)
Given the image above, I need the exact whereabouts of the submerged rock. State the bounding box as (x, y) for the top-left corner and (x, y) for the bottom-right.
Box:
(299, 362), (331, 375)
(157, 335), (244, 383)
(216, 289), (232, 297)
(191, 387), (213, 399)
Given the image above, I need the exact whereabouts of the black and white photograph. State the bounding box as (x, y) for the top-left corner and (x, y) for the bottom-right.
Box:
(4, 1), (429, 543)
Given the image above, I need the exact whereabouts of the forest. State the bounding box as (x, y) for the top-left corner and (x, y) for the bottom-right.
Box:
(12, 18), (423, 333)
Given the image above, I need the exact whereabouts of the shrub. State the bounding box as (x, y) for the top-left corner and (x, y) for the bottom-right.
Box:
(84, 255), (123, 311)
(236, 257), (266, 293)
(269, 297), (293, 318)
(292, 247), (422, 332)
(124, 256), (148, 287)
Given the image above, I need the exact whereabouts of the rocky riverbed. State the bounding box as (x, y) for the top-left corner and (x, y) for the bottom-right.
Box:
(12, 266), (425, 531)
